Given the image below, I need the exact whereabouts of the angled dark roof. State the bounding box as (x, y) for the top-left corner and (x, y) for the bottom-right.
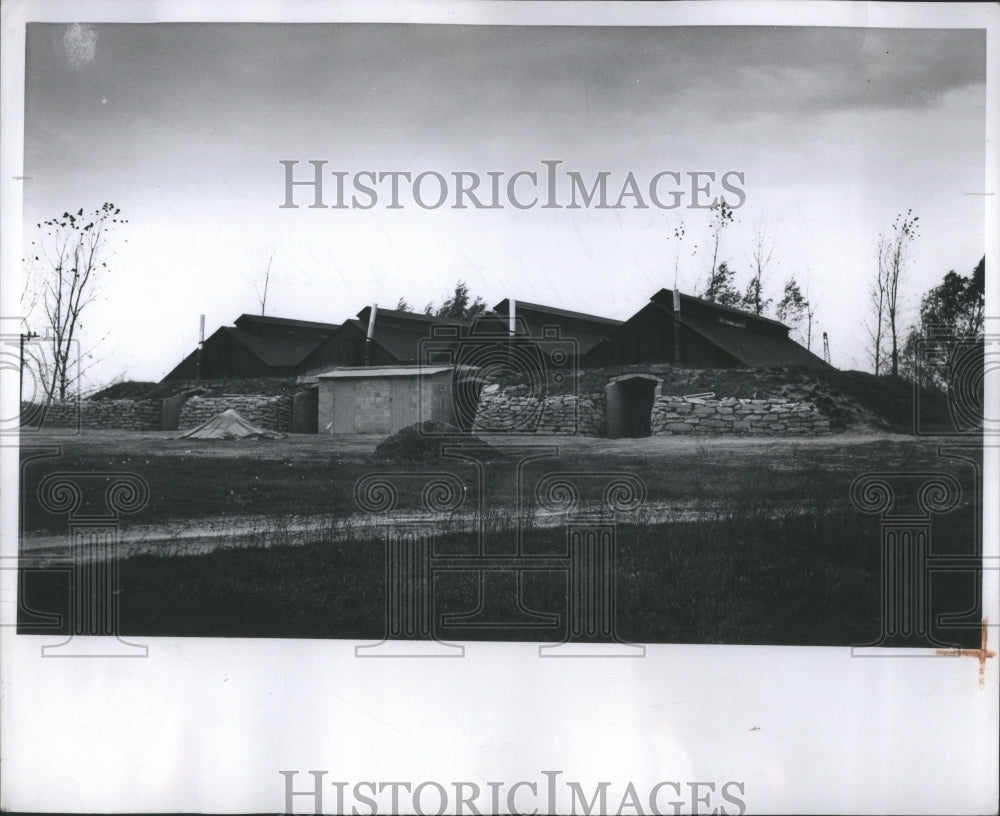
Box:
(234, 314), (341, 334)
(349, 312), (465, 363)
(490, 298), (623, 354)
(356, 306), (472, 326)
(224, 326), (328, 368)
(670, 305), (829, 368)
(649, 288), (788, 331)
(586, 289), (830, 369)
(492, 299), (624, 327)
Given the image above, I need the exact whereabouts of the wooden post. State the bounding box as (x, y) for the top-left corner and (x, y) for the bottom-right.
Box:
(672, 289), (683, 366)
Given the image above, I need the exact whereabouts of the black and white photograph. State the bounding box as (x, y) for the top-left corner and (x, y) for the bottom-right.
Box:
(2, 2), (997, 814)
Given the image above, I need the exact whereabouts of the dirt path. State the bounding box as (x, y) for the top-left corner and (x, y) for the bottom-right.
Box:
(20, 427), (920, 461)
(19, 495), (847, 565)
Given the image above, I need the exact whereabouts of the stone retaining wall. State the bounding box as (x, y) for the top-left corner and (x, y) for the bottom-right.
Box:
(473, 388), (831, 437)
(20, 399), (162, 431)
(178, 395), (293, 431)
(473, 392), (605, 436)
(651, 395), (831, 436)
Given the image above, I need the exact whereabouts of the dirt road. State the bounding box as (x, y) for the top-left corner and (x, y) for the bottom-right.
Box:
(19, 427), (922, 461)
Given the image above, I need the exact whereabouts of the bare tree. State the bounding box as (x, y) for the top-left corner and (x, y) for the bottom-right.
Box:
(867, 211), (919, 376)
(801, 270), (821, 352)
(24, 203), (126, 402)
(702, 199), (735, 295)
(866, 235), (890, 375)
(666, 219), (686, 290)
(742, 223), (776, 316)
(884, 210), (919, 376)
(804, 294), (818, 352)
(254, 248), (276, 316)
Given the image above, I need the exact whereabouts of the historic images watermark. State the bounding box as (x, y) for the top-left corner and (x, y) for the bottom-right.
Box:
(5, 314), (149, 655)
(1, 325), (79, 438)
(912, 328), (999, 437)
(353, 453), (647, 658)
(13, 470), (151, 657)
(847, 328), (997, 656)
(279, 160), (747, 211)
(352, 322), (647, 657)
(279, 770), (748, 816)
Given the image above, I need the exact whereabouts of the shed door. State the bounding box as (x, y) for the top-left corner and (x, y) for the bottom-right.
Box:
(332, 381), (357, 434)
(389, 378), (416, 433)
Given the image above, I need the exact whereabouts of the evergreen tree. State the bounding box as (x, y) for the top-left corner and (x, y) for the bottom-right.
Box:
(702, 261), (741, 308)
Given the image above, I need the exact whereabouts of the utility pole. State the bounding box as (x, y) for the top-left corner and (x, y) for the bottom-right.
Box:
(195, 315), (205, 380)
(20, 330), (39, 402)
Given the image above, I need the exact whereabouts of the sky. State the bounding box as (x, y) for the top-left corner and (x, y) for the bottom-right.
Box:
(19, 22), (987, 385)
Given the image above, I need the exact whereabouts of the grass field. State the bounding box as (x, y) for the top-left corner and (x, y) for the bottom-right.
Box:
(17, 429), (984, 647)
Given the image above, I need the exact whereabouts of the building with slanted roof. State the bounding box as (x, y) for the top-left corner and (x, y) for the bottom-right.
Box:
(316, 365), (467, 434)
(161, 314), (340, 381)
(584, 289), (830, 369)
(298, 306), (470, 375)
(490, 299), (623, 355)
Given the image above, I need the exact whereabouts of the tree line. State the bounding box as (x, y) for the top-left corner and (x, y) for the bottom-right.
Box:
(21, 200), (985, 403)
(674, 201), (819, 350)
(685, 200), (984, 377)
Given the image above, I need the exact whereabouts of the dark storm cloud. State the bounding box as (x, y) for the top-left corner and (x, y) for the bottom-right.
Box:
(724, 26), (986, 111)
(17, 20), (988, 384)
(25, 24), (985, 150)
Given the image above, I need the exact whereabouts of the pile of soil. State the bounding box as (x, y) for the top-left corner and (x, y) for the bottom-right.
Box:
(89, 377), (304, 401)
(373, 420), (502, 464)
(88, 380), (179, 400)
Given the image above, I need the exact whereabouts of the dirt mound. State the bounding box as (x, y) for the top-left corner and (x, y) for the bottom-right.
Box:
(89, 381), (178, 400)
(373, 421), (502, 464)
(818, 369), (954, 433)
(90, 377), (305, 401)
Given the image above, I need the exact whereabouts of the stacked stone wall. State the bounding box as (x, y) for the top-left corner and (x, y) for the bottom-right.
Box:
(651, 395), (831, 436)
(473, 392), (605, 436)
(20, 399), (162, 430)
(471, 387), (832, 437)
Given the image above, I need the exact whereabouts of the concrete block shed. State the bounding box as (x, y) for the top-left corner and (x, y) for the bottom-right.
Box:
(317, 365), (464, 434)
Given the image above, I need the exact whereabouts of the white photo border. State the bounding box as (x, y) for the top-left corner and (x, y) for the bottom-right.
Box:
(1, 2), (997, 814)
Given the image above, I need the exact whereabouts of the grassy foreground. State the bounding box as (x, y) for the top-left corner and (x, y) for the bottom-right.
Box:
(17, 430), (983, 646)
(19, 506), (980, 647)
(18, 432), (978, 533)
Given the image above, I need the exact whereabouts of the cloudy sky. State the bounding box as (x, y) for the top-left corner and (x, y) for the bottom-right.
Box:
(21, 22), (987, 383)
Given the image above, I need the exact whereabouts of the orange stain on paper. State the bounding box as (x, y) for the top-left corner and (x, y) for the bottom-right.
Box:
(936, 619), (996, 688)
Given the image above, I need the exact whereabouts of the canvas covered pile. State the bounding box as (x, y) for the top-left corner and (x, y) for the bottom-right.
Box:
(176, 409), (285, 440)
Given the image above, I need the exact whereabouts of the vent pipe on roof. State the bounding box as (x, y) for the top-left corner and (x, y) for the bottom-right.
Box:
(672, 289), (683, 367)
(364, 303), (378, 366)
(196, 314), (205, 380)
(509, 298), (516, 337)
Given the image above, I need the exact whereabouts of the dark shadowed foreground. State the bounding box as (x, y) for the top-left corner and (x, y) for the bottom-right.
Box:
(18, 429), (982, 647)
